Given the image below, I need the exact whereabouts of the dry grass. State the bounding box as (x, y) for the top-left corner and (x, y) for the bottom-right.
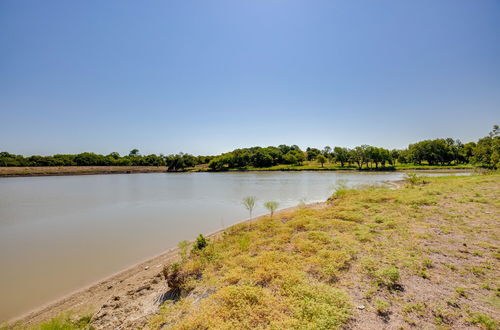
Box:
(149, 174), (499, 329)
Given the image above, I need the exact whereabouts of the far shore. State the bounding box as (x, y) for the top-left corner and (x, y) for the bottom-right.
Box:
(0, 166), (168, 177)
(10, 202), (325, 327)
(0, 165), (475, 178)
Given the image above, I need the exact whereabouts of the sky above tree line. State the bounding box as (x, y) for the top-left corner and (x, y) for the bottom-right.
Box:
(1, 0), (499, 156)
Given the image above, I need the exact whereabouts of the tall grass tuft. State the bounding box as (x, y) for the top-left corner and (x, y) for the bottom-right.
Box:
(404, 173), (428, 186)
(329, 179), (350, 200)
(38, 313), (93, 330)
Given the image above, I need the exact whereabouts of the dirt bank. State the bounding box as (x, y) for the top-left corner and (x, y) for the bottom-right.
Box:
(0, 166), (168, 177)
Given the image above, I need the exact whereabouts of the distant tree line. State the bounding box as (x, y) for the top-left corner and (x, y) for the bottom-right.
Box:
(0, 149), (214, 172)
(206, 144), (398, 170)
(1, 125), (499, 171)
(207, 125), (499, 170)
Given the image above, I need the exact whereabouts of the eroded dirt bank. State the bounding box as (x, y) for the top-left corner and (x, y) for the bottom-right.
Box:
(0, 166), (168, 177)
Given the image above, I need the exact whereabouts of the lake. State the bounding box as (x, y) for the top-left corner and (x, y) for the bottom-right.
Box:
(0, 171), (468, 321)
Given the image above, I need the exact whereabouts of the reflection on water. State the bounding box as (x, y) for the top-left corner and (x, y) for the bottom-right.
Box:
(0, 171), (469, 320)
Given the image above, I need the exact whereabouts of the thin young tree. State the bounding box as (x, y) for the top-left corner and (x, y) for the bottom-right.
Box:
(264, 201), (279, 218)
(242, 196), (256, 219)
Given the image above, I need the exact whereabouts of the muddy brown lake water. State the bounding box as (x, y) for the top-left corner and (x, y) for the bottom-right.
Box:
(0, 171), (470, 321)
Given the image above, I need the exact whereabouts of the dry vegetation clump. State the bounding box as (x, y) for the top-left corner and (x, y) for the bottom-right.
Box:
(148, 174), (499, 329)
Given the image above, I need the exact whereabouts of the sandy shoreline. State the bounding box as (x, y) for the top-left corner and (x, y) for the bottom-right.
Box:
(10, 203), (324, 327)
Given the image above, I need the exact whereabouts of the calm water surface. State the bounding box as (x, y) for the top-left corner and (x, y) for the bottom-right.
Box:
(0, 171), (468, 320)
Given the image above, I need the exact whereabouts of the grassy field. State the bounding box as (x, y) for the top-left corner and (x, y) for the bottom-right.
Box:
(148, 173), (498, 329)
(7, 173), (499, 329)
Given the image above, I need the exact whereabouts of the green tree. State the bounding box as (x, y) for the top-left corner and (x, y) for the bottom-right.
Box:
(379, 148), (391, 167)
(472, 125), (500, 168)
(129, 149), (140, 157)
(165, 153), (197, 171)
(208, 157), (227, 171)
(291, 149), (306, 165)
(108, 152), (120, 160)
(333, 147), (349, 167)
(283, 153), (297, 165)
(306, 147), (320, 161)
(460, 142), (476, 163)
(390, 149), (400, 165)
(407, 139), (457, 165)
(366, 146), (380, 168)
(317, 154), (327, 167)
(322, 146), (332, 156)
(252, 149), (274, 167)
(352, 145), (369, 169)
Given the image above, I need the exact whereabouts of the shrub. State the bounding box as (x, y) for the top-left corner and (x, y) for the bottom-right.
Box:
(163, 263), (183, 291)
(455, 287), (467, 297)
(404, 173), (428, 186)
(375, 299), (391, 316)
(467, 312), (497, 330)
(374, 267), (401, 289)
(422, 258), (433, 269)
(403, 302), (426, 317)
(291, 283), (352, 329)
(432, 306), (456, 325)
(192, 234), (208, 252)
(469, 266), (485, 276)
(38, 314), (93, 330)
(418, 268), (430, 279)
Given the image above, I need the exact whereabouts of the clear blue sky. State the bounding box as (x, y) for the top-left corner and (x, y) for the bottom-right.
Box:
(1, 0), (499, 156)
